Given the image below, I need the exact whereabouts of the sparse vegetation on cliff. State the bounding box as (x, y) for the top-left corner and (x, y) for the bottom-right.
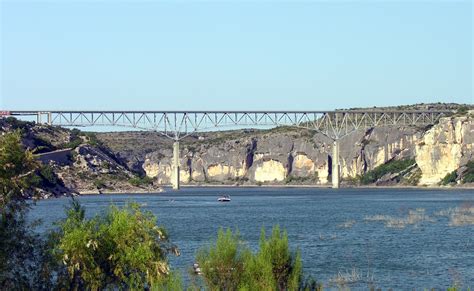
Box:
(129, 175), (154, 187)
(441, 171), (458, 185)
(285, 173), (318, 184)
(462, 161), (474, 183)
(359, 159), (416, 185)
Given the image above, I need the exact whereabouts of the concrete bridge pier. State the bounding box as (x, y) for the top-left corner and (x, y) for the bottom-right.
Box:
(36, 111), (52, 125)
(172, 141), (180, 190)
(332, 140), (340, 189)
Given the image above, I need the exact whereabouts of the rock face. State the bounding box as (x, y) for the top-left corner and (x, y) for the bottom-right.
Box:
(92, 105), (473, 187)
(416, 114), (474, 185)
(132, 126), (426, 185)
(115, 114), (472, 186)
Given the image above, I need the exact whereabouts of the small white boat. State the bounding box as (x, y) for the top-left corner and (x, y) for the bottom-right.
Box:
(217, 195), (231, 202)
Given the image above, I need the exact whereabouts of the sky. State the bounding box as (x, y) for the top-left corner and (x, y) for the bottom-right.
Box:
(0, 0), (472, 111)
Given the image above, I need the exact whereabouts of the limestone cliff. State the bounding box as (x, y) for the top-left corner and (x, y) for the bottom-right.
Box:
(416, 113), (474, 185)
(102, 112), (473, 187)
(129, 126), (425, 185)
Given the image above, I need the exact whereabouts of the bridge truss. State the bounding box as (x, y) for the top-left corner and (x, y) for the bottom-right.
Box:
(10, 110), (451, 140)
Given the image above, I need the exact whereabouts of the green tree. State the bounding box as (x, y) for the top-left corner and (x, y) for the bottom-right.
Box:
(196, 228), (246, 291)
(197, 226), (311, 291)
(49, 200), (180, 290)
(441, 170), (458, 185)
(0, 131), (47, 289)
(240, 226), (303, 291)
(359, 159), (416, 185)
(462, 160), (474, 183)
(0, 131), (40, 212)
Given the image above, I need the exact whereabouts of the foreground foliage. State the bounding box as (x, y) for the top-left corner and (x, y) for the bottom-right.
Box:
(0, 131), (40, 212)
(48, 200), (179, 290)
(0, 132), (47, 289)
(196, 226), (321, 291)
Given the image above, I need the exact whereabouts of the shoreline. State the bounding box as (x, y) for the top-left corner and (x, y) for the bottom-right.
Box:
(77, 183), (474, 195)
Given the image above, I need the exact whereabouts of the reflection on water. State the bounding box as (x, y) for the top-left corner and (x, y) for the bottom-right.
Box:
(30, 187), (474, 289)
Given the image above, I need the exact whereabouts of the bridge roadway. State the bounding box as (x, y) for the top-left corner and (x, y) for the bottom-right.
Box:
(4, 109), (454, 189)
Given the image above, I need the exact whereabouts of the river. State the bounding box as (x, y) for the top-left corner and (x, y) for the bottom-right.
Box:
(30, 187), (474, 289)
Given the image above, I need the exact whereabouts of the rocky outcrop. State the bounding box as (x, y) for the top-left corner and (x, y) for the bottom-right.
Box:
(416, 113), (474, 185)
(124, 113), (473, 187)
(133, 125), (427, 185)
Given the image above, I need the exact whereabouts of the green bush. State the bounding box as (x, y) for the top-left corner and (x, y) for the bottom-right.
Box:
(241, 226), (303, 291)
(359, 159), (416, 185)
(93, 179), (107, 189)
(83, 132), (102, 147)
(196, 228), (245, 290)
(129, 176), (153, 187)
(456, 105), (469, 115)
(285, 175), (314, 184)
(0, 131), (48, 289)
(0, 131), (40, 210)
(196, 226), (312, 291)
(4, 117), (33, 131)
(39, 164), (57, 186)
(48, 200), (179, 290)
(462, 160), (474, 183)
(61, 138), (82, 149)
(441, 170), (458, 185)
(404, 167), (422, 186)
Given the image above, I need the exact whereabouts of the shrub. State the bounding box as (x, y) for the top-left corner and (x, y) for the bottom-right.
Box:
(4, 117), (33, 131)
(39, 164), (57, 186)
(196, 228), (245, 290)
(93, 179), (107, 189)
(441, 171), (458, 185)
(48, 200), (179, 290)
(456, 106), (469, 115)
(285, 175), (316, 184)
(129, 176), (154, 187)
(0, 131), (48, 289)
(359, 159), (416, 185)
(462, 161), (474, 183)
(84, 132), (102, 147)
(61, 138), (82, 149)
(0, 131), (40, 210)
(241, 226), (303, 291)
(196, 226), (310, 291)
(404, 167), (422, 186)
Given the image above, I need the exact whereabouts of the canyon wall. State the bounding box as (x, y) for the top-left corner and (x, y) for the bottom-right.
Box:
(134, 114), (473, 186)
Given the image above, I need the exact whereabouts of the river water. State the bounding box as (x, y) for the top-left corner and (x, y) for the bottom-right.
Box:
(30, 187), (474, 289)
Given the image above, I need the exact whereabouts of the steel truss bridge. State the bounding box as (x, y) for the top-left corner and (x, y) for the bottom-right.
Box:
(5, 110), (453, 189)
(10, 110), (450, 140)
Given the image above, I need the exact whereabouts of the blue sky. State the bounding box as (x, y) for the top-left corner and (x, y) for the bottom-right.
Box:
(1, 0), (472, 111)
